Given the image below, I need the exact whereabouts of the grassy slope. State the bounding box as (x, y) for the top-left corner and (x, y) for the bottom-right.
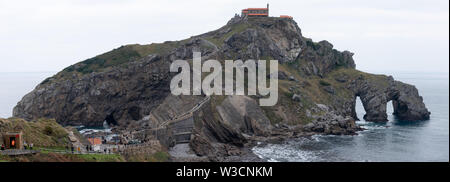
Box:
(44, 41), (187, 84)
(204, 22), (250, 47)
(123, 151), (170, 162)
(0, 153), (126, 162)
(0, 151), (170, 162)
(0, 118), (69, 147)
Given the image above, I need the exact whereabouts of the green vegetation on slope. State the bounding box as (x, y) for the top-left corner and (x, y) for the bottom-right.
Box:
(0, 118), (69, 148)
(41, 17), (261, 85)
(0, 153), (125, 162)
(123, 151), (170, 162)
(67, 153), (126, 162)
(205, 22), (251, 47)
(46, 41), (188, 83)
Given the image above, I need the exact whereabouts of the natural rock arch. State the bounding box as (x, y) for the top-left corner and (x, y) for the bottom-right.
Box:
(353, 95), (397, 122)
(349, 75), (430, 122)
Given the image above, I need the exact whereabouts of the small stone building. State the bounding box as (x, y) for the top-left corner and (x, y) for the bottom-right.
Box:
(2, 132), (23, 149)
(88, 137), (102, 145)
(241, 4), (269, 17)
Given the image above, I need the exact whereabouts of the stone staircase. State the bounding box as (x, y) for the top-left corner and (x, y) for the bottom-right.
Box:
(134, 96), (210, 145)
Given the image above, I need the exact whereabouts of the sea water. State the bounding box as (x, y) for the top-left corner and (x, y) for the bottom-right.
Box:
(0, 72), (56, 118)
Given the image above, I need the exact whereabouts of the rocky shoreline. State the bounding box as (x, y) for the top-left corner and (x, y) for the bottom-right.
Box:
(168, 103), (364, 162)
(11, 16), (430, 162)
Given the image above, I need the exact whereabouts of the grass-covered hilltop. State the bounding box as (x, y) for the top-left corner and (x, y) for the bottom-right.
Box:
(11, 15), (430, 161)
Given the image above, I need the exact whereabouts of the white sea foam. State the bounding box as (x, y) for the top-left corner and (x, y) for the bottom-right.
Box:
(79, 128), (111, 135)
(252, 140), (319, 162)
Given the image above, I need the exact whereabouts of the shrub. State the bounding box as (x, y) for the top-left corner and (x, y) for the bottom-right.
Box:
(319, 80), (331, 86)
(43, 126), (53, 135)
(40, 77), (51, 85)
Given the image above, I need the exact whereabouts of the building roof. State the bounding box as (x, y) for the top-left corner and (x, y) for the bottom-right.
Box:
(247, 13), (269, 16)
(243, 8), (268, 10)
(88, 138), (102, 145)
(3, 132), (22, 136)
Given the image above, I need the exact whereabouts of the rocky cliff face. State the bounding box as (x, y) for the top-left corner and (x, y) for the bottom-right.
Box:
(348, 74), (430, 121)
(220, 16), (305, 63)
(14, 55), (172, 127)
(216, 96), (272, 136)
(299, 39), (356, 77)
(13, 15), (430, 158)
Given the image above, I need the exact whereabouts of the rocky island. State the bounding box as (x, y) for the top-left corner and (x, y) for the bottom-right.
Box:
(12, 15), (430, 161)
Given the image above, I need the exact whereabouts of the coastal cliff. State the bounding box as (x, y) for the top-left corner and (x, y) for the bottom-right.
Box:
(13, 16), (430, 160)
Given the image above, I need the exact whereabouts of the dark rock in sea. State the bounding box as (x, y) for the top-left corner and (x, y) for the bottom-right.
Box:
(303, 111), (362, 135)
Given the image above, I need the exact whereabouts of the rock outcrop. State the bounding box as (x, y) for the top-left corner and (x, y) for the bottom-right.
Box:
(13, 55), (171, 127)
(299, 39), (356, 77)
(12, 15), (431, 159)
(189, 97), (248, 159)
(303, 114), (361, 135)
(219, 17), (305, 63)
(216, 96), (272, 136)
(349, 75), (430, 122)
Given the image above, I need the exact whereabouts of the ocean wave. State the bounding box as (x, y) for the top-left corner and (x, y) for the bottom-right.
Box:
(252, 139), (322, 162)
(79, 128), (111, 135)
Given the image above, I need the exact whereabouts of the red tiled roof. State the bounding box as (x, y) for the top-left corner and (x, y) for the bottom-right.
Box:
(248, 13), (269, 16)
(88, 138), (102, 145)
(243, 8), (268, 10)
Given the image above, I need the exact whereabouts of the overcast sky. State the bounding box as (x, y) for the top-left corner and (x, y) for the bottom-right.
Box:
(0, 0), (448, 73)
